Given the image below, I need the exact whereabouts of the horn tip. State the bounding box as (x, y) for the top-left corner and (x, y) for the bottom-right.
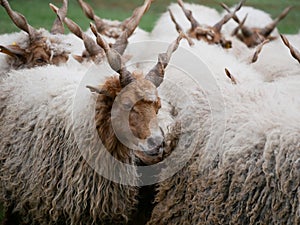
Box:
(49, 3), (59, 13)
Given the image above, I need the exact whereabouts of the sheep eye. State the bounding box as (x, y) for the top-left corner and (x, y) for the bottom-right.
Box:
(123, 102), (133, 111)
(35, 58), (46, 64)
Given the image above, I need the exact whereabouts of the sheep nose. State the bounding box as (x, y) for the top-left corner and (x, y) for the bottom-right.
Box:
(147, 135), (163, 147)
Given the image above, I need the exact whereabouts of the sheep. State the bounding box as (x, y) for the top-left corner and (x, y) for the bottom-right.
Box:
(77, 0), (149, 41)
(151, 1), (221, 42)
(0, 22), (184, 224)
(146, 72), (300, 225)
(0, 0), (77, 72)
(221, 3), (292, 48)
(51, 0), (152, 65)
(218, 4), (298, 82)
(151, 21), (263, 87)
(151, 0), (245, 49)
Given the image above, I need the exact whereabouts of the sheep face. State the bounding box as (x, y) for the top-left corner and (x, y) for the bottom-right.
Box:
(173, 0), (236, 49)
(123, 79), (162, 146)
(189, 27), (232, 49)
(0, 0), (69, 69)
(0, 37), (69, 69)
(232, 6), (292, 48)
(94, 76), (164, 166)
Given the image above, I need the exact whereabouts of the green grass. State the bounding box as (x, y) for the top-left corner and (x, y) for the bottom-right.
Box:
(0, 0), (299, 34)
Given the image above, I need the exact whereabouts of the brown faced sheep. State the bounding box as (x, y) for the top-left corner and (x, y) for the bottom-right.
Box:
(222, 3), (292, 47)
(0, 21), (184, 224)
(168, 0), (245, 49)
(50, 0), (152, 64)
(77, 0), (149, 39)
(146, 77), (300, 225)
(0, 0), (70, 69)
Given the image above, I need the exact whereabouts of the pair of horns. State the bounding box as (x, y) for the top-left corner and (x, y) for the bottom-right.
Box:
(222, 2), (292, 39)
(77, 0), (150, 38)
(91, 23), (184, 88)
(176, 0), (244, 43)
(54, 0), (153, 62)
(51, 3), (104, 60)
(1, 0), (68, 40)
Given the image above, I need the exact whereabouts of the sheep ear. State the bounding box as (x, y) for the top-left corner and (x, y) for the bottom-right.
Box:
(86, 85), (113, 98)
(72, 54), (84, 63)
(0, 45), (26, 59)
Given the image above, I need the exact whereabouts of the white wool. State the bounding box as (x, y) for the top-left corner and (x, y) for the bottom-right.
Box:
(250, 38), (300, 82)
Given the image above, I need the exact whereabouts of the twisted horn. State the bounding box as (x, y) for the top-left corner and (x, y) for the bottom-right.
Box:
(280, 34), (300, 64)
(111, 0), (153, 55)
(220, 2), (253, 38)
(77, 0), (106, 33)
(225, 68), (237, 85)
(214, 0), (246, 32)
(0, 0), (36, 39)
(51, 4), (103, 58)
(145, 33), (184, 87)
(260, 6), (292, 37)
(50, 0), (68, 34)
(177, 0), (200, 32)
(168, 9), (194, 46)
(251, 39), (269, 63)
(220, 2), (240, 24)
(91, 23), (134, 88)
(231, 14), (250, 36)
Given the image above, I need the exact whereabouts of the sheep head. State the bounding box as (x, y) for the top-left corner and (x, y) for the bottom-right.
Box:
(78, 0), (152, 39)
(175, 0), (244, 48)
(0, 0), (69, 68)
(51, 3), (105, 64)
(57, 0), (152, 64)
(87, 25), (183, 165)
(223, 3), (292, 47)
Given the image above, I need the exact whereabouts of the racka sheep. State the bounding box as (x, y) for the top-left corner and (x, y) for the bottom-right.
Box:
(52, 0), (152, 64)
(0, 0), (74, 71)
(147, 75), (300, 225)
(0, 24), (184, 225)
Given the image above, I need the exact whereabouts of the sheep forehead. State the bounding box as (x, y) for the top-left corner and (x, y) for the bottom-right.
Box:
(124, 79), (158, 102)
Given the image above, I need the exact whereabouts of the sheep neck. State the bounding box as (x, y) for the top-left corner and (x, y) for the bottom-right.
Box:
(95, 76), (133, 164)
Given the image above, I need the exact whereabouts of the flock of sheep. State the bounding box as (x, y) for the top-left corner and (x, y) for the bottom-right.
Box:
(0, 0), (300, 224)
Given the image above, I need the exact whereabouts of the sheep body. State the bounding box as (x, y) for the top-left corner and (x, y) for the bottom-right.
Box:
(0, 64), (140, 225)
(147, 75), (300, 225)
